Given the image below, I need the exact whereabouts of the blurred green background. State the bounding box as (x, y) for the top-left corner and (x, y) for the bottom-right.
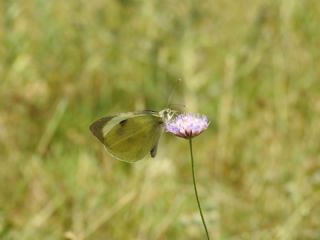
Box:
(1, 0), (320, 239)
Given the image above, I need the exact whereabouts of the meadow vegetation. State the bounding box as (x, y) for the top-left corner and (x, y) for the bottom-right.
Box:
(1, 0), (320, 239)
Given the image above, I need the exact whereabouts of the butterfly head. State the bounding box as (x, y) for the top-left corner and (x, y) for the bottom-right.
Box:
(159, 108), (179, 121)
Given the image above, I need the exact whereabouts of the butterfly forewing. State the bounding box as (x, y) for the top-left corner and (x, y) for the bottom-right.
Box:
(90, 112), (164, 162)
(89, 116), (115, 143)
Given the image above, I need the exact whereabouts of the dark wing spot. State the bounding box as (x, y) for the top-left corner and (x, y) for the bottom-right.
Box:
(119, 119), (128, 127)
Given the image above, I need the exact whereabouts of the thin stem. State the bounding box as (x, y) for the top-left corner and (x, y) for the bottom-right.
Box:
(189, 138), (210, 240)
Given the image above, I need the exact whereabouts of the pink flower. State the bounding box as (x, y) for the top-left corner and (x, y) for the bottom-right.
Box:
(165, 113), (209, 139)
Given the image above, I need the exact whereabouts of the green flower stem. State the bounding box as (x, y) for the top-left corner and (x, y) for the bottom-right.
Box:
(189, 138), (210, 240)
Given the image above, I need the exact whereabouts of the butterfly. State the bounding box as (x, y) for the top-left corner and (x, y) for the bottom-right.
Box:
(89, 108), (177, 163)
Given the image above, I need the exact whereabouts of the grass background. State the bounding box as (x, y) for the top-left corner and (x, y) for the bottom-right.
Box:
(1, 0), (320, 239)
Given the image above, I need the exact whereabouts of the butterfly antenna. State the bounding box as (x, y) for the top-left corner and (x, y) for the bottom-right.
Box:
(166, 78), (183, 107)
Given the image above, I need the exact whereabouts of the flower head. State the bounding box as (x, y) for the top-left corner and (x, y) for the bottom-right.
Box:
(165, 113), (209, 139)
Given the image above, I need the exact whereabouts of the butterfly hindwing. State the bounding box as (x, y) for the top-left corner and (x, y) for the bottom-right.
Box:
(90, 112), (163, 162)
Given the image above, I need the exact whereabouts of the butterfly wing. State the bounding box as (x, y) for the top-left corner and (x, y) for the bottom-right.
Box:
(90, 112), (163, 162)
